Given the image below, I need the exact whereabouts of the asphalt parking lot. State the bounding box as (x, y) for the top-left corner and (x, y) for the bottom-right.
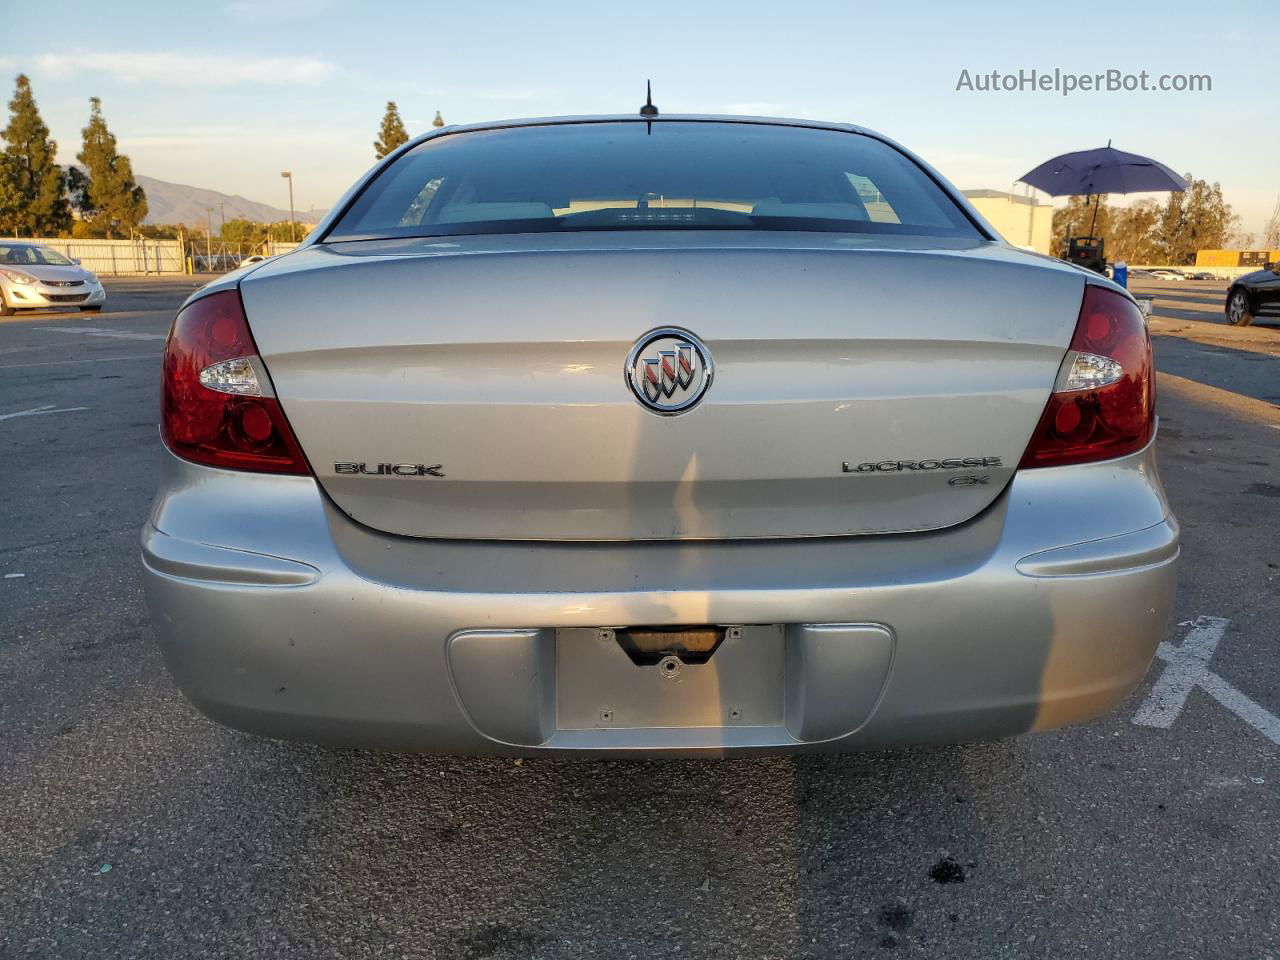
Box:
(2, 276), (1279, 959)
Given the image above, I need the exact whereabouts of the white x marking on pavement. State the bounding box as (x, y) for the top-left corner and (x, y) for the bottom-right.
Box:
(1134, 616), (1280, 745)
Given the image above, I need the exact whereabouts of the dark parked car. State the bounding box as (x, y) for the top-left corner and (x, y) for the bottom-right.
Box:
(1226, 262), (1280, 326)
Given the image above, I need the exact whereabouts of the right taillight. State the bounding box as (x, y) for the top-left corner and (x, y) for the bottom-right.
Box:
(1019, 284), (1154, 468)
(160, 289), (311, 475)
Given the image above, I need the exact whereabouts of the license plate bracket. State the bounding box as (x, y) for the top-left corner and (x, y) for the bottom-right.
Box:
(555, 625), (784, 730)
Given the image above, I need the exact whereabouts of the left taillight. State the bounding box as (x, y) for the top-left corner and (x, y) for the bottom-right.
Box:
(160, 289), (311, 475)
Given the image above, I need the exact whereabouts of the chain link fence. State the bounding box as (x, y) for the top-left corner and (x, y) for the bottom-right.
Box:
(189, 239), (300, 273)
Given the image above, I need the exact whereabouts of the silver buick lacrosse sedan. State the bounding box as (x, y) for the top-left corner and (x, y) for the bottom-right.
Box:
(141, 115), (1178, 755)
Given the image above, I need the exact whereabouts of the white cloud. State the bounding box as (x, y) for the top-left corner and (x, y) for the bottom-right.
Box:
(33, 51), (336, 87)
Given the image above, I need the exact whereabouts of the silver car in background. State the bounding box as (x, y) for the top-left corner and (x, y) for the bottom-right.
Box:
(0, 243), (107, 315)
(141, 116), (1178, 756)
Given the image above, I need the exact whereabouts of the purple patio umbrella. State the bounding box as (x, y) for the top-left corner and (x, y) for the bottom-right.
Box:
(1018, 141), (1188, 239)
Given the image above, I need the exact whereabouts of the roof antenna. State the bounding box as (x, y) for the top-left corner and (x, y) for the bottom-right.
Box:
(639, 80), (658, 117)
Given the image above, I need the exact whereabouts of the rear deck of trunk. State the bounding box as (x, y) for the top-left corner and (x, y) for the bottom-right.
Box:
(239, 233), (1086, 540)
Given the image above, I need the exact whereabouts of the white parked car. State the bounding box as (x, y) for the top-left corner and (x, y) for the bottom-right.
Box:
(0, 243), (107, 315)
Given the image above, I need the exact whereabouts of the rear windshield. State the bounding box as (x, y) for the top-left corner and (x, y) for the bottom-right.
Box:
(324, 121), (982, 241)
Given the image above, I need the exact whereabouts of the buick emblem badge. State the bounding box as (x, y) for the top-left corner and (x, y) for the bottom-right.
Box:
(624, 327), (714, 416)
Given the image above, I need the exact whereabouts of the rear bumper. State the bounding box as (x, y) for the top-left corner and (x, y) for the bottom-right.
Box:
(141, 440), (1178, 755)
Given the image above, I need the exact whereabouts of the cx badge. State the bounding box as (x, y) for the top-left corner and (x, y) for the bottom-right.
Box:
(624, 327), (714, 416)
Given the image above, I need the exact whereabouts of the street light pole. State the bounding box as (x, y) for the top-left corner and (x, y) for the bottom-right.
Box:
(281, 171), (296, 242)
(206, 206), (215, 270)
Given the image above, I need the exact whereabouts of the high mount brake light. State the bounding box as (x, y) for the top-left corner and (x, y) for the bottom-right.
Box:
(1019, 284), (1154, 469)
(160, 290), (311, 475)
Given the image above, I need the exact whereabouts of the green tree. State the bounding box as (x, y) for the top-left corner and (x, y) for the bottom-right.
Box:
(1051, 195), (1113, 257)
(374, 101), (409, 159)
(265, 220), (298, 242)
(2, 74), (70, 235)
(215, 217), (298, 249)
(1263, 200), (1280, 251)
(136, 223), (182, 240)
(1052, 182), (1236, 265)
(1108, 199), (1163, 263)
(65, 165), (91, 218)
(1154, 176), (1234, 265)
(219, 217), (263, 245)
(0, 154), (23, 234)
(76, 97), (147, 238)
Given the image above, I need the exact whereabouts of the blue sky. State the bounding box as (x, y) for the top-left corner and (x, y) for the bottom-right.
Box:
(3, 0), (1276, 234)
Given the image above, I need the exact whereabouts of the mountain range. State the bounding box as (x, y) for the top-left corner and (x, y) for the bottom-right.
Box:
(135, 173), (329, 228)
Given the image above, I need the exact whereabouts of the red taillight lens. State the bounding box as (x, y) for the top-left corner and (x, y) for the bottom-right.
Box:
(1019, 285), (1154, 469)
(160, 290), (311, 475)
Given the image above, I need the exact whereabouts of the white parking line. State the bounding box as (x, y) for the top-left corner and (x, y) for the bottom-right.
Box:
(1132, 618), (1227, 728)
(1134, 616), (1280, 745)
(39, 326), (166, 342)
(0, 404), (90, 422)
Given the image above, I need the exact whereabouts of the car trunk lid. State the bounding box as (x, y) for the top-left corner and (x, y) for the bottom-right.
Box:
(239, 234), (1084, 540)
